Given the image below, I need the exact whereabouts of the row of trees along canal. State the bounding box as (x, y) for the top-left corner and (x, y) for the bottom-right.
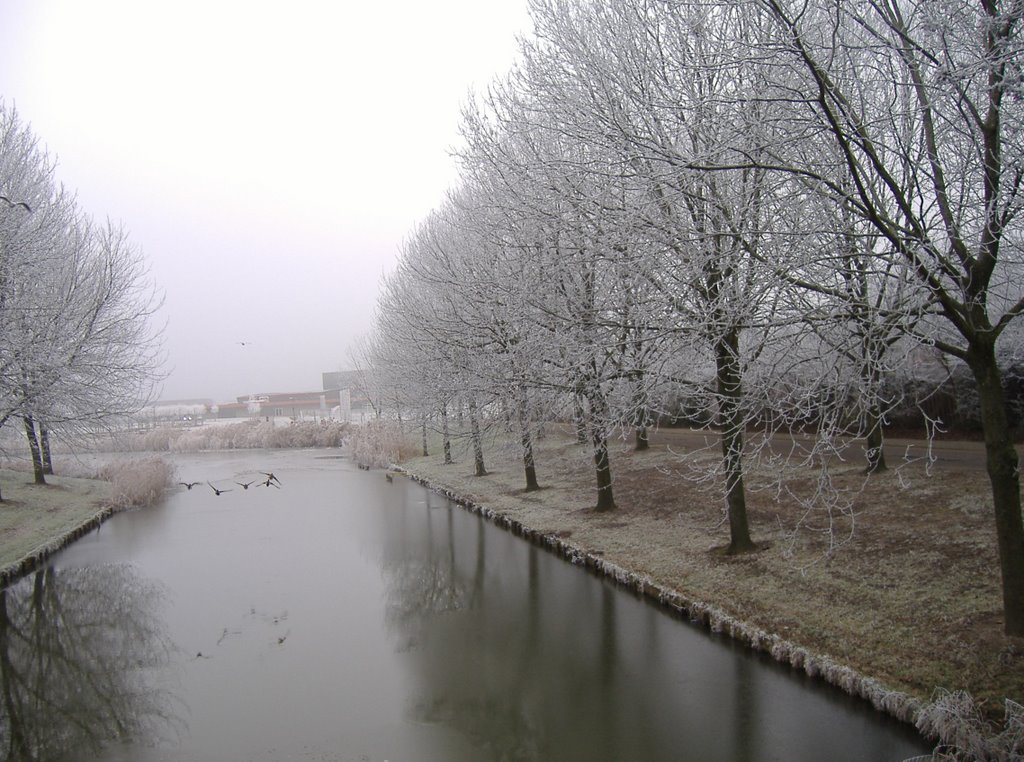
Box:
(0, 104), (162, 492)
(353, 0), (1024, 637)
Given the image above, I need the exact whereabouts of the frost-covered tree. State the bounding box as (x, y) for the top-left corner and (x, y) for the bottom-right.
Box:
(511, 0), (789, 547)
(0, 104), (162, 485)
(458, 93), (654, 512)
(746, 0), (1024, 633)
(34, 218), (162, 437)
(429, 191), (554, 490)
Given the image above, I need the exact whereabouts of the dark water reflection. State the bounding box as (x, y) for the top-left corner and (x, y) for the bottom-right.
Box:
(3, 451), (929, 760)
(0, 565), (178, 761)
(381, 487), (928, 762)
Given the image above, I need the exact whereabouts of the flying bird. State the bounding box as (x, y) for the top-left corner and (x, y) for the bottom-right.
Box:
(208, 482), (232, 496)
(179, 481), (200, 490)
(236, 480), (256, 490)
(260, 471), (281, 485)
(261, 476), (280, 489)
(0, 195), (31, 212)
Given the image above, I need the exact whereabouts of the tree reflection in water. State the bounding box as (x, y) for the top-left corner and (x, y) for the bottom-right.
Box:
(384, 502), (468, 653)
(382, 502), (549, 760)
(0, 564), (181, 761)
(335, 477), (926, 761)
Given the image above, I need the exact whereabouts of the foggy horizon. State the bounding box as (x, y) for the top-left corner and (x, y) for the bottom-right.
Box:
(0, 1), (531, 404)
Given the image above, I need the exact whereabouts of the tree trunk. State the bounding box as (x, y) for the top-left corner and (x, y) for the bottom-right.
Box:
(968, 346), (1024, 635)
(715, 330), (754, 553)
(635, 423), (650, 451)
(468, 397), (487, 477)
(633, 375), (651, 451)
(864, 404), (887, 474)
(522, 429), (540, 491)
(588, 389), (617, 512)
(518, 385), (540, 491)
(441, 404), (453, 465)
(421, 419), (428, 457)
(573, 393), (588, 444)
(22, 415), (45, 485)
(39, 424), (53, 475)
(501, 398), (513, 433)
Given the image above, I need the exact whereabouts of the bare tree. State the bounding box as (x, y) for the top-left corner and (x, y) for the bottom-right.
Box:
(748, 0), (1024, 633)
(515, 0), (787, 545)
(0, 104), (163, 480)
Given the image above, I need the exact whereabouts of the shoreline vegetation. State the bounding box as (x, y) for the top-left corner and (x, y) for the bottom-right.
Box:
(95, 419), (349, 453)
(373, 423), (1024, 758)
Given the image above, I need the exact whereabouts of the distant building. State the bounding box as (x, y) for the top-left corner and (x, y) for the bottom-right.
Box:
(138, 399), (213, 427)
(322, 370), (359, 390)
(215, 390), (343, 421)
(322, 370), (375, 421)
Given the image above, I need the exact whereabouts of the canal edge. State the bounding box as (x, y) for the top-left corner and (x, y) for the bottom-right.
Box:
(0, 505), (114, 589)
(396, 465), (929, 737)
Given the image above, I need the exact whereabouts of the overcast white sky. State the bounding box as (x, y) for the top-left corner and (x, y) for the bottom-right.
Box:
(0, 1), (530, 402)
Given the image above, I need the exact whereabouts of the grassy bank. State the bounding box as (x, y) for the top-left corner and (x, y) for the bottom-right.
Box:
(0, 470), (112, 583)
(398, 428), (1024, 752)
(0, 458), (174, 586)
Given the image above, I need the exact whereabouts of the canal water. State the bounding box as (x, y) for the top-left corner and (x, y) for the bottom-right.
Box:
(0, 450), (929, 761)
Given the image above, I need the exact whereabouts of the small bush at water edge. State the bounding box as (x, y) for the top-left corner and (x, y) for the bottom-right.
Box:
(99, 457), (175, 510)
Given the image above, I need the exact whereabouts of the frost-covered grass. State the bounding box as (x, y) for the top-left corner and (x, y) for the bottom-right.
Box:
(0, 469), (112, 572)
(96, 420), (348, 452)
(400, 427), (1023, 753)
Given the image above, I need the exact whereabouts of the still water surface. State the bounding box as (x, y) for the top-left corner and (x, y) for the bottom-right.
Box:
(1, 450), (929, 761)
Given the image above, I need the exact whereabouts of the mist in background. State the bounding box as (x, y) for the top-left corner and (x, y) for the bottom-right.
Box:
(0, 1), (529, 401)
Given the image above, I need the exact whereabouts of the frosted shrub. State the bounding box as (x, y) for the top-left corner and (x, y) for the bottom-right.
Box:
(137, 428), (175, 451)
(169, 428), (213, 452)
(225, 421), (268, 448)
(99, 457), (175, 510)
(348, 420), (417, 467)
(101, 427), (174, 452)
(266, 424), (302, 448)
(104, 420), (349, 452)
(916, 690), (1024, 761)
(312, 425), (345, 447)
